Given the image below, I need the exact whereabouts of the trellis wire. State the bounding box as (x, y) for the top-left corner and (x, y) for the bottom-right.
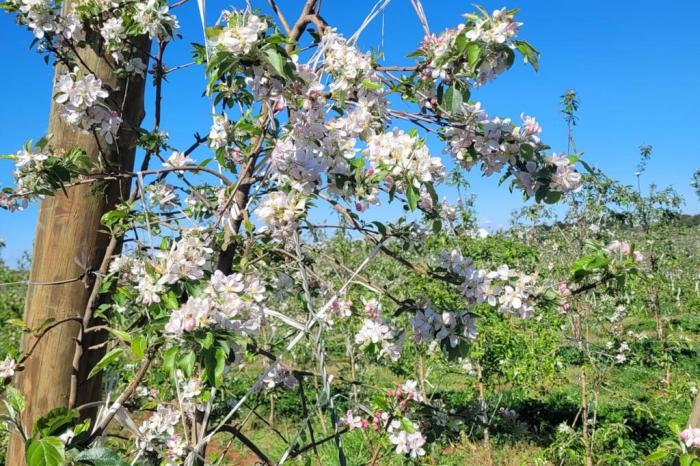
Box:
(409, 0), (430, 36)
(349, 0), (392, 45)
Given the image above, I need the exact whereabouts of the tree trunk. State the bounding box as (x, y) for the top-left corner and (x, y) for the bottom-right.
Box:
(6, 11), (150, 464)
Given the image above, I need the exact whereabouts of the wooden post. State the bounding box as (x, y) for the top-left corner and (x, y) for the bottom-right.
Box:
(6, 7), (150, 464)
(689, 395), (700, 429)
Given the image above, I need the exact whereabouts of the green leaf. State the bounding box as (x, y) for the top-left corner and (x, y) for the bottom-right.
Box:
(264, 47), (291, 80)
(178, 350), (196, 379)
(645, 449), (669, 462)
(5, 387), (26, 414)
(106, 328), (131, 343)
(399, 418), (416, 433)
(514, 40), (539, 71)
(361, 79), (383, 90)
(131, 335), (147, 360)
(33, 407), (78, 437)
(163, 346), (178, 376)
(88, 348), (124, 379)
(370, 221), (387, 237)
(424, 182), (439, 205)
(442, 85), (463, 115)
(72, 446), (128, 466)
(204, 346), (226, 387)
(25, 437), (65, 466)
(406, 184), (419, 211)
(466, 42), (482, 73)
(543, 191), (562, 204)
(162, 291), (179, 310)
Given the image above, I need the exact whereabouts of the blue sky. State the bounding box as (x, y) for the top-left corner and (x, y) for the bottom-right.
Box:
(1, 0), (699, 264)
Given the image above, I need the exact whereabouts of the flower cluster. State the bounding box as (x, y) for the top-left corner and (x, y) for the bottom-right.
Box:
(604, 240), (643, 262)
(318, 293), (353, 325)
(419, 8), (524, 86)
(354, 300), (403, 361)
(213, 11), (268, 55)
(254, 191), (307, 240)
(165, 270), (265, 338)
(606, 341), (630, 364)
(547, 153), (583, 194)
(387, 418), (427, 458)
(11, 0), (84, 46)
(680, 427), (700, 448)
(255, 363), (298, 392)
(133, 0), (179, 40)
(0, 356), (17, 379)
(443, 105), (581, 197)
(109, 232), (213, 305)
(10, 146), (48, 194)
(163, 151), (194, 172)
(365, 129), (445, 192)
(208, 115), (232, 151)
(387, 380), (424, 404)
(54, 70), (121, 143)
(263, 33), (387, 196)
(320, 32), (379, 95)
(355, 317), (403, 361)
(98, 16), (148, 75)
(137, 405), (186, 461)
(338, 409), (369, 431)
(440, 249), (538, 318)
(268, 65), (352, 193)
(147, 183), (179, 210)
(411, 303), (477, 349)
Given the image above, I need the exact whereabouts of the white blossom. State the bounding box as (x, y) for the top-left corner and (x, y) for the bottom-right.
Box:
(387, 419), (426, 458)
(254, 191), (306, 240)
(133, 0), (179, 40)
(214, 12), (267, 54)
(0, 356), (17, 379)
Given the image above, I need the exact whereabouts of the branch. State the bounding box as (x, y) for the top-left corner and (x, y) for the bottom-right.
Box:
(19, 317), (84, 364)
(85, 344), (161, 442)
(570, 273), (615, 296)
(268, 0), (291, 35)
(217, 425), (272, 465)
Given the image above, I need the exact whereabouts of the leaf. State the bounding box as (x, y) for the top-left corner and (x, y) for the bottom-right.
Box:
(264, 47), (291, 80)
(441, 86), (463, 115)
(162, 290), (179, 310)
(5, 386), (26, 413)
(406, 184), (419, 211)
(399, 417), (416, 433)
(370, 221), (387, 237)
(88, 348), (124, 379)
(466, 42), (482, 73)
(543, 191), (562, 204)
(178, 350), (196, 379)
(105, 328), (131, 343)
(515, 40), (540, 71)
(25, 437), (65, 466)
(644, 449), (669, 462)
(424, 182), (439, 205)
(131, 335), (147, 360)
(163, 346), (178, 376)
(72, 446), (128, 466)
(204, 346), (226, 387)
(33, 407), (78, 437)
(361, 79), (383, 90)
(6, 318), (27, 329)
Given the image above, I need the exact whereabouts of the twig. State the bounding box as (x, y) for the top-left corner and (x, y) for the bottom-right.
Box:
(268, 0), (291, 35)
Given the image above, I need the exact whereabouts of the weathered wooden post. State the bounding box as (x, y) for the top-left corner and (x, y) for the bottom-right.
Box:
(6, 4), (150, 463)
